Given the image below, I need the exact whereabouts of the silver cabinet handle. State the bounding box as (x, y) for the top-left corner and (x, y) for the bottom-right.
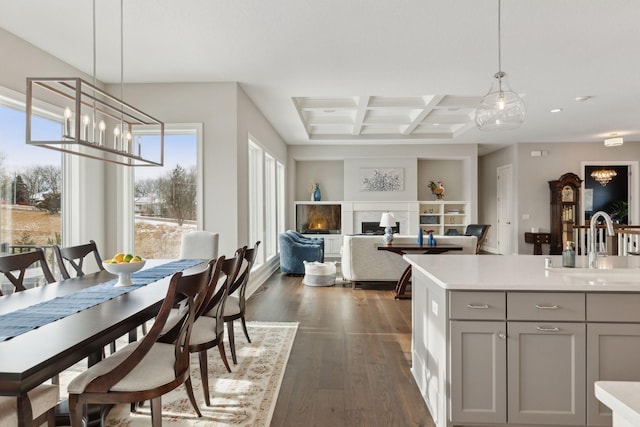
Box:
(535, 304), (559, 310)
(536, 326), (560, 332)
(498, 332), (506, 340)
(467, 304), (489, 309)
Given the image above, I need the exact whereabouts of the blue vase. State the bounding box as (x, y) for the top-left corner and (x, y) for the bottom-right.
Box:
(313, 183), (321, 201)
(418, 228), (424, 246)
(427, 232), (436, 247)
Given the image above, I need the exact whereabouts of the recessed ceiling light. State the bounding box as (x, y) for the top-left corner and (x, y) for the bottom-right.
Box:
(575, 96), (592, 102)
(432, 123), (440, 126)
(550, 108), (563, 113)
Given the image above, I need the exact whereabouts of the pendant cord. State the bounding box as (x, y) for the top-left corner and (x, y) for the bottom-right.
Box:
(120, 0), (124, 104)
(497, 0), (502, 74)
(92, 0), (96, 87)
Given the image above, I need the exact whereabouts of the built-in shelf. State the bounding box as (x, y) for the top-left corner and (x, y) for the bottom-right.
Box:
(419, 201), (469, 235)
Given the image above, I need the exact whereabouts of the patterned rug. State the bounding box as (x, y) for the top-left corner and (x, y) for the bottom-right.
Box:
(58, 321), (298, 426)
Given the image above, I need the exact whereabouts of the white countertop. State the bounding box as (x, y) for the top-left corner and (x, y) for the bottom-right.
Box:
(403, 254), (640, 291)
(595, 381), (640, 426)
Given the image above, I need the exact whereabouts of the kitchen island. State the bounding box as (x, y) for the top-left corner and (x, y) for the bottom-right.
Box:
(403, 254), (640, 427)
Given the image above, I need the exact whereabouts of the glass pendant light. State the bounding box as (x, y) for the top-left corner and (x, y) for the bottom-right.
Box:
(475, 0), (526, 131)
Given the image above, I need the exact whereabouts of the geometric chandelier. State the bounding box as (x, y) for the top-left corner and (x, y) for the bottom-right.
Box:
(591, 168), (617, 186)
(25, 0), (164, 167)
(26, 77), (164, 167)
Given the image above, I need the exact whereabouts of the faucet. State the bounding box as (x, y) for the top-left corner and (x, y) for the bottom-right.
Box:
(589, 211), (615, 269)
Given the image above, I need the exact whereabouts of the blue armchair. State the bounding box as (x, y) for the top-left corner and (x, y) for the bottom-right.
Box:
(279, 231), (325, 275)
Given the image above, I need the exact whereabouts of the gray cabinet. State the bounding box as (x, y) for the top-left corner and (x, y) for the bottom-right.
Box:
(507, 321), (586, 425)
(586, 323), (640, 426)
(450, 320), (506, 424)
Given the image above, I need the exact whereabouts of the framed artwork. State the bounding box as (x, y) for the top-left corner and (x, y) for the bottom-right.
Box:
(359, 167), (404, 192)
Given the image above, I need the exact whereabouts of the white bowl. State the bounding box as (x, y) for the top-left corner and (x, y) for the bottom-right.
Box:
(103, 260), (146, 286)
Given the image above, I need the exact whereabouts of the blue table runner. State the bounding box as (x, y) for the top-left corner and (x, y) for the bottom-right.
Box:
(0, 259), (205, 341)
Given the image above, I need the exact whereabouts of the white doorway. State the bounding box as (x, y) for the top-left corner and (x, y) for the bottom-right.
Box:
(497, 164), (514, 254)
(581, 160), (638, 225)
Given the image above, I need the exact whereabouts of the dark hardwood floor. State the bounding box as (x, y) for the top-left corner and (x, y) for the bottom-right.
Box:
(245, 271), (436, 427)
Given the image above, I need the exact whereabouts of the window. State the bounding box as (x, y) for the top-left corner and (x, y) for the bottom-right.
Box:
(0, 93), (64, 291)
(133, 125), (201, 259)
(248, 137), (285, 267)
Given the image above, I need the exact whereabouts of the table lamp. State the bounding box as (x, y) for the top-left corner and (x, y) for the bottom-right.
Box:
(380, 212), (396, 246)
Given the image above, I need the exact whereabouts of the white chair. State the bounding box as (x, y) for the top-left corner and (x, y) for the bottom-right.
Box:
(0, 384), (59, 427)
(180, 231), (219, 260)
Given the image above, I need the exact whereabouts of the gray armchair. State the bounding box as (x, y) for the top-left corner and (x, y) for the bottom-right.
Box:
(279, 231), (324, 275)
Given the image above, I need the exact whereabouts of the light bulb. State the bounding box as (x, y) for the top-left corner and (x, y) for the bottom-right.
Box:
(82, 115), (90, 141)
(63, 107), (73, 136)
(98, 120), (106, 145)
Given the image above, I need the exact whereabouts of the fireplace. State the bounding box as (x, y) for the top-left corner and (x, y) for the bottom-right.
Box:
(361, 221), (400, 235)
(296, 203), (341, 234)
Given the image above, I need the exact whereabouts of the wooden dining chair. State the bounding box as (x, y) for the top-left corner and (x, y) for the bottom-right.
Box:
(224, 241), (260, 364)
(187, 249), (244, 406)
(0, 248), (56, 296)
(67, 261), (214, 427)
(53, 240), (104, 280)
(0, 384), (59, 427)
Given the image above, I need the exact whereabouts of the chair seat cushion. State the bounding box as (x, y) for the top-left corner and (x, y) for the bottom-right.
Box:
(67, 341), (177, 394)
(0, 384), (59, 425)
(190, 315), (221, 345)
(204, 296), (240, 318)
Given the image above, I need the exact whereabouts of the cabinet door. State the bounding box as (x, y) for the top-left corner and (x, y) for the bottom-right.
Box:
(450, 321), (507, 424)
(507, 322), (586, 425)
(587, 323), (640, 426)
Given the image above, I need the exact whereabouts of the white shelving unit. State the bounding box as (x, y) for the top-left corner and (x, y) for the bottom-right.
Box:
(419, 201), (469, 235)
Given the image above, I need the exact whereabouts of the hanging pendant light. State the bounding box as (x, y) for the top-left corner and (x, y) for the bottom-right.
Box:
(475, 0), (526, 131)
(26, 0), (164, 166)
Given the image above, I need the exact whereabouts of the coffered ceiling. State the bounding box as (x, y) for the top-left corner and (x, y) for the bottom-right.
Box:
(1, 0), (640, 154)
(294, 96), (479, 140)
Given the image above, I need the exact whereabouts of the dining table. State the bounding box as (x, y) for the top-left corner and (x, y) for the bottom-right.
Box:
(0, 258), (207, 427)
(376, 243), (463, 299)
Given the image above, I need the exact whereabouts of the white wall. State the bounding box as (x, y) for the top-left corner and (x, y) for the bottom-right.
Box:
(480, 141), (640, 254)
(287, 143), (479, 230)
(344, 158), (417, 201)
(295, 160), (344, 201)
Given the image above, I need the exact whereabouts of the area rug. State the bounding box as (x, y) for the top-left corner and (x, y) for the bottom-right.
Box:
(58, 321), (298, 426)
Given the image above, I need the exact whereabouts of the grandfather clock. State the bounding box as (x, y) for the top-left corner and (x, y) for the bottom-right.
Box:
(549, 172), (582, 255)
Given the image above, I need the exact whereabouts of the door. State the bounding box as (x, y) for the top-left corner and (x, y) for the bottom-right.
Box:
(507, 322), (586, 425)
(497, 165), (513, 254)
(450, 321), (507, 424)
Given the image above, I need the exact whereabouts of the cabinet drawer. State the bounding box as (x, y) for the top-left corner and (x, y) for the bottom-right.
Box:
(507, 292), (585, 321)
(587, 293), (640, 322)
(449, 291), (506, 320)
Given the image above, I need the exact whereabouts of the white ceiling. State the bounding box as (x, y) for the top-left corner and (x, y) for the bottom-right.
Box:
(2, 0), (640, 155)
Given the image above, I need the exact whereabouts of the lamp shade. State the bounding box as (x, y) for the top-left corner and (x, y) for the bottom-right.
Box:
(380, 212), (396, 227)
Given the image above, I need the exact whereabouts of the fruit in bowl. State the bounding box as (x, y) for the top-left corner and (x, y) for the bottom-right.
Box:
(103, 254), (146, 287)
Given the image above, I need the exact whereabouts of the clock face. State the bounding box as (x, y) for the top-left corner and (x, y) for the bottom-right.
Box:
(562, 185), (574, 202)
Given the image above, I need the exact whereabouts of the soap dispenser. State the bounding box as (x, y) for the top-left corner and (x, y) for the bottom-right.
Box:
(562, 241), (576, 268)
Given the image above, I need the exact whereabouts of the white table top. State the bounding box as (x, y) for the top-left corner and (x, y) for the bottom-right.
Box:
(403, 254), (640, 291)
(595, 381), (640, 426)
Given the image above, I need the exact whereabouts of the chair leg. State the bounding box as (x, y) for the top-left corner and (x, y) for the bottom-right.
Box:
(198, 350), (211, 406)
(100, 404), (114, 425)
(218, 341), (232, 372)
(184, 376), (202, 417)
(240, 316), (251, 343)
(150, 396), (162, 427)
(46, 407), (55, 427)
(226, 320), (237, 365)
(68, 395), (84, 427)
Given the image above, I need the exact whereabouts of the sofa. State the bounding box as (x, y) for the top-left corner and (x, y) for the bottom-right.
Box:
(279, 230), (325, 275)
(341, 234), (477, 286)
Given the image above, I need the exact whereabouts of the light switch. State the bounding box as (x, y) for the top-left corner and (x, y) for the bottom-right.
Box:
(431, 300), (438, 316)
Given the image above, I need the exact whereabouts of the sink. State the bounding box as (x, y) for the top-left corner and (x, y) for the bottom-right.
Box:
(547, 267), (640, 285)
